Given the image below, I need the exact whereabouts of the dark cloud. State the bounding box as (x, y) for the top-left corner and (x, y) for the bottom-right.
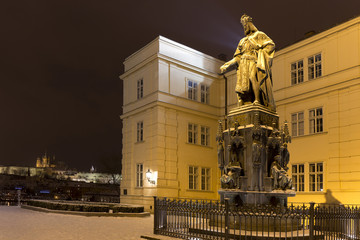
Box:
(0, 0), (358, 170)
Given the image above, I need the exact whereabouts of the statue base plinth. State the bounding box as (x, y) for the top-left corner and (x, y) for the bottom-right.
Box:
(228, 104), (279, 129)
(218, 189), (295, 207)
(215, 189), (298, 231)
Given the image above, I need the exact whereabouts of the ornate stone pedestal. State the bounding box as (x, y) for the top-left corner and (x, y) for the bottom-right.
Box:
(217, 104), (294, 207)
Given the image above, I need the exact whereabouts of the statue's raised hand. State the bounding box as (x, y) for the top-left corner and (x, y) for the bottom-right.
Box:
(220, 64), (228, 73)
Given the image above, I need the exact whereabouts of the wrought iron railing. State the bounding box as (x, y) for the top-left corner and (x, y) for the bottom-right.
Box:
(154, 197), (360, 240)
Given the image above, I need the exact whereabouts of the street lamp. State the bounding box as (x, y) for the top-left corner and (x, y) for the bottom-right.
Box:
(146, 169), (155, 184)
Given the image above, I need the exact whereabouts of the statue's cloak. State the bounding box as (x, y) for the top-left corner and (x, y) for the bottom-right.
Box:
(234, 31), (276, 111)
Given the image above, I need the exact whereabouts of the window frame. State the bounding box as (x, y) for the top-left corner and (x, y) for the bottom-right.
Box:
(201, 167), (211, 191)
(137, 79), (143, 99)
(137, 121), (144, 142)
(188, 123), (210, 147)
(189, 166), (211, 191)
(309, 107), (323, 134)
(291, 60), (304, 85)
(292, 164), (305, 192)
(308, 53), (322, 80)
(188, 166), (199, 190)
(200, 126), (210, 146)
(291, 111), (304, 137)
(309, 162), (323, 192)
(188, 123), (198, 144)
(187, 80), (198, 101)
(200, 84), (210, 104)
(136, 163), (143, 188)
(187, 79), (210, 104)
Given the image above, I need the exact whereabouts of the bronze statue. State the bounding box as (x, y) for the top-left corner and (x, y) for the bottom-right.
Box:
(270, 155), (292, 190)
(220, 14), (276, 111)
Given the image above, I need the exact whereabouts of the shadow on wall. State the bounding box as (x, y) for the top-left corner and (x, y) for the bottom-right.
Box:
(325, 189), (341, 204)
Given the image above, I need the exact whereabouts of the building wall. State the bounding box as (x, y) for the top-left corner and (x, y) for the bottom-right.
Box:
(0, 166), (39, 176)
(120, 36), (224, 211)
(273, 16), (360, 204)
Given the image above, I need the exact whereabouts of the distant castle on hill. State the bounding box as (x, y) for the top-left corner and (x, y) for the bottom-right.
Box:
(36, 152), (56, 168)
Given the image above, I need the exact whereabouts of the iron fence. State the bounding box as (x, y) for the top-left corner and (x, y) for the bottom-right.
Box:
(154, 197), (360, 240)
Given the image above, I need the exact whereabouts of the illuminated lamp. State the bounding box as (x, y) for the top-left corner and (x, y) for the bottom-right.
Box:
(146, 169), (155, 184)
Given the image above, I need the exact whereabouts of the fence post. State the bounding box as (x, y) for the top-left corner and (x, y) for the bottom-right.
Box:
(225, 198), (229, 240)
(153, 196), (158, 234)
(163, 197), (167, 230)
(309, 201), (315, 240)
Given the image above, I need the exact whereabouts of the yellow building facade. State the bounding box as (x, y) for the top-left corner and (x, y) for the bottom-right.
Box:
(272, 16), (360, 204)
(120, 36), (225, 211)
(120, 16), (360, 209)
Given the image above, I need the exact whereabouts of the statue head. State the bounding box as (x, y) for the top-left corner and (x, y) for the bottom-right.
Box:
(240, 14), (258, 35)
(274, 155), (281, 164)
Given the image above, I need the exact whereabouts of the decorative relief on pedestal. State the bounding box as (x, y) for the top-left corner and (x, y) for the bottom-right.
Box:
(216, 120), (225, 172)
(267, 122), (292, 190)
(217, 110), (294, 200)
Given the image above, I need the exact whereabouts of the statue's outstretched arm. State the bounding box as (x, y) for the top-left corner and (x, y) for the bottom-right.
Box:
(220, 58), (238, 73)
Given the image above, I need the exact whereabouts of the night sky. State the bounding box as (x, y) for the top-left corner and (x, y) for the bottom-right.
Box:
(0, 0), (359, 171)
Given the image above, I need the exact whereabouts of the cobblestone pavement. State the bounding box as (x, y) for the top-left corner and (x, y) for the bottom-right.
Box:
(0, 206), (176, 240)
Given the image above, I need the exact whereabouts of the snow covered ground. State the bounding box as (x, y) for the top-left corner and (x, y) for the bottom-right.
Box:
(0, 206), (174, 240)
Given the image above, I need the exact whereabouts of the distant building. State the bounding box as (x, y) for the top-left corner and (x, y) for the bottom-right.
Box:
(70, 172), (121, 184)
(0, 167), (120, 186)
(0, 165), (40, 176)
(120, 16), (360, 210)
(36, 152), (56, 168)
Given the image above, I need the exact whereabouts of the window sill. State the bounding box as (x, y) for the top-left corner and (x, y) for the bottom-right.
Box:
(186, 142), (213, 149)
(289, 75), (324, 87)
(309, 75), (323, 81)
(292, 131), (328, 139)
(291, 81), (305, 86)
(186, 97), (210, 105)
(186, 189), (214, 193)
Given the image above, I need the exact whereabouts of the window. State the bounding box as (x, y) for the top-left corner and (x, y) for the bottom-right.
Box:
(188, 123), (198, 144)
(292, 164), (304, 192)
(137, 79), (143, 99)
(136, 163), (143, 187)
(291, 60), (304, 85)
(137, 121), (143, 142)
(189, 166), (211, 191)
(308, 53), (322, 80)
(201, 126), (210, 146)
(189, 166), (198, 190)
(188, 123), (210, 146)
(187, 80), (198, 101)
(291, 112), (304, 136)
(187, 80), (210, 104)
(200, 85), (209, 104)
(309, 108), (323, 134)
(309, 163), (323, 192)
(201, 168), (211, 191)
